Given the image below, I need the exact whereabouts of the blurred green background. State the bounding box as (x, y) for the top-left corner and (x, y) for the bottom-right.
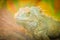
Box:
(0, 0), (60, 21)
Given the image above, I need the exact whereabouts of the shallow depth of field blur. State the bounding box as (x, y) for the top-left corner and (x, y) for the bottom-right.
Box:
(7, 0), (60, 21)
(0, 0), (60, 40)
(0, 0), (60, 21)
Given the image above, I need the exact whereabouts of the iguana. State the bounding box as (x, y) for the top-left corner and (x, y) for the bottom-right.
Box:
(15, 6), (60, 40)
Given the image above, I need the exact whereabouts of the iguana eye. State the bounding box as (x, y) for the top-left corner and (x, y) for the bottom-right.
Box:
(26, 12), (30, 17)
